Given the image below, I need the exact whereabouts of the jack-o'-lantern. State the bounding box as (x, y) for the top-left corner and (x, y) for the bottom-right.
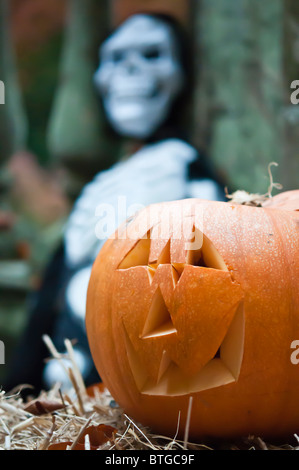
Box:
(86, 191), (299, 440)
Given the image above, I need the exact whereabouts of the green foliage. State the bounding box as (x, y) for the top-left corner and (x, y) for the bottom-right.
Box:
(19, 33), (64, 165)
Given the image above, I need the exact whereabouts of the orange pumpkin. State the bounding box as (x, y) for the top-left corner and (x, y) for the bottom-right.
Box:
(86, 191), (299, 440)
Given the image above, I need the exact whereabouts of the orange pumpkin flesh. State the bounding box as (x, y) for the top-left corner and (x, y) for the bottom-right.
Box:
(86, 193), (299, 440)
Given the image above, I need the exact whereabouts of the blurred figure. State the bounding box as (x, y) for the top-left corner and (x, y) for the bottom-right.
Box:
(4, 14), (224, 393)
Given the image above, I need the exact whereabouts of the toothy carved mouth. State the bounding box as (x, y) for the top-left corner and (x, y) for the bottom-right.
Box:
(123, 302), (244, 396)
(117, 228), (244, 397)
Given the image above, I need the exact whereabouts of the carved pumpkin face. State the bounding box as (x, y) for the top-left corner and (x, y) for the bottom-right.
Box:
(86, 194), (299, 440)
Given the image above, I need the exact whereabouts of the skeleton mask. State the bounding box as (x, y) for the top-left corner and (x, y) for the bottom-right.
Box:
(94, 14), (185, 139)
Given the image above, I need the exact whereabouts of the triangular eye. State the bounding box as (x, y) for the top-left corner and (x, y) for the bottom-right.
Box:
(186, 227), (228, 271)
(148, 240), (171, 271)
(118, 233), (151, 269)
(201, 234), (228, 271)
(156, 239), (171, 265)
(141, 288), (177, 339)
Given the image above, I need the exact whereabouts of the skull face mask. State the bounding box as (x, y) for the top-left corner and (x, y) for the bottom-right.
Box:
(94, 14), (185, 139)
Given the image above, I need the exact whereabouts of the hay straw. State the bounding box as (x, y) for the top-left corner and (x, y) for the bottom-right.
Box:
(39, 416), (56, 450)
(183, 396), (193, 449)
(64, 339), (86, 397)
(69, 414), (95, 450)
(0, 337), (298, 450)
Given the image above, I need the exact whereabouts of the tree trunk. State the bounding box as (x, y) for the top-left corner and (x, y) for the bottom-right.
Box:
(47, 0), (118, 194)
(192, 0), (293, 194)
(283, 0), (299, 191)
(0, 0), (27, 162)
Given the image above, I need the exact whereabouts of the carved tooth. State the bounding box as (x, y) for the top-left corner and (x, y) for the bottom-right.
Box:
(220, 303), (245, 379)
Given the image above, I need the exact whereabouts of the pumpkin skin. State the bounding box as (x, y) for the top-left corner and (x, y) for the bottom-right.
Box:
(86, 193), (299, 440)
(262, 189), (299, 212)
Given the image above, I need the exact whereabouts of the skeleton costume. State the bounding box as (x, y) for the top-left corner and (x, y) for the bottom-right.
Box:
(4, 14), (224, 393)
(94, 14), (185, 140)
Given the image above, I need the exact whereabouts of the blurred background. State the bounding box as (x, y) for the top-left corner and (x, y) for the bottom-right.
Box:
(0, 0), (299, 384)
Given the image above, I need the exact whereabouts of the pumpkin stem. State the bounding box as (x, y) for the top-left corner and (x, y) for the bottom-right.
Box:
(266, 162), (283, 199)
(225, 162), (283, 207)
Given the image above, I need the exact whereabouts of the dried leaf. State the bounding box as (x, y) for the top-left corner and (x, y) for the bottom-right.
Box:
(225, 162), (284, 207)
(48, 442), (72, 451)
(24, 398), (65, 416)
(79, 424), (116, 449)
(225, 189), (266, 207)
(86, 382), (106, 398)
(48, 424), (117, 451)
